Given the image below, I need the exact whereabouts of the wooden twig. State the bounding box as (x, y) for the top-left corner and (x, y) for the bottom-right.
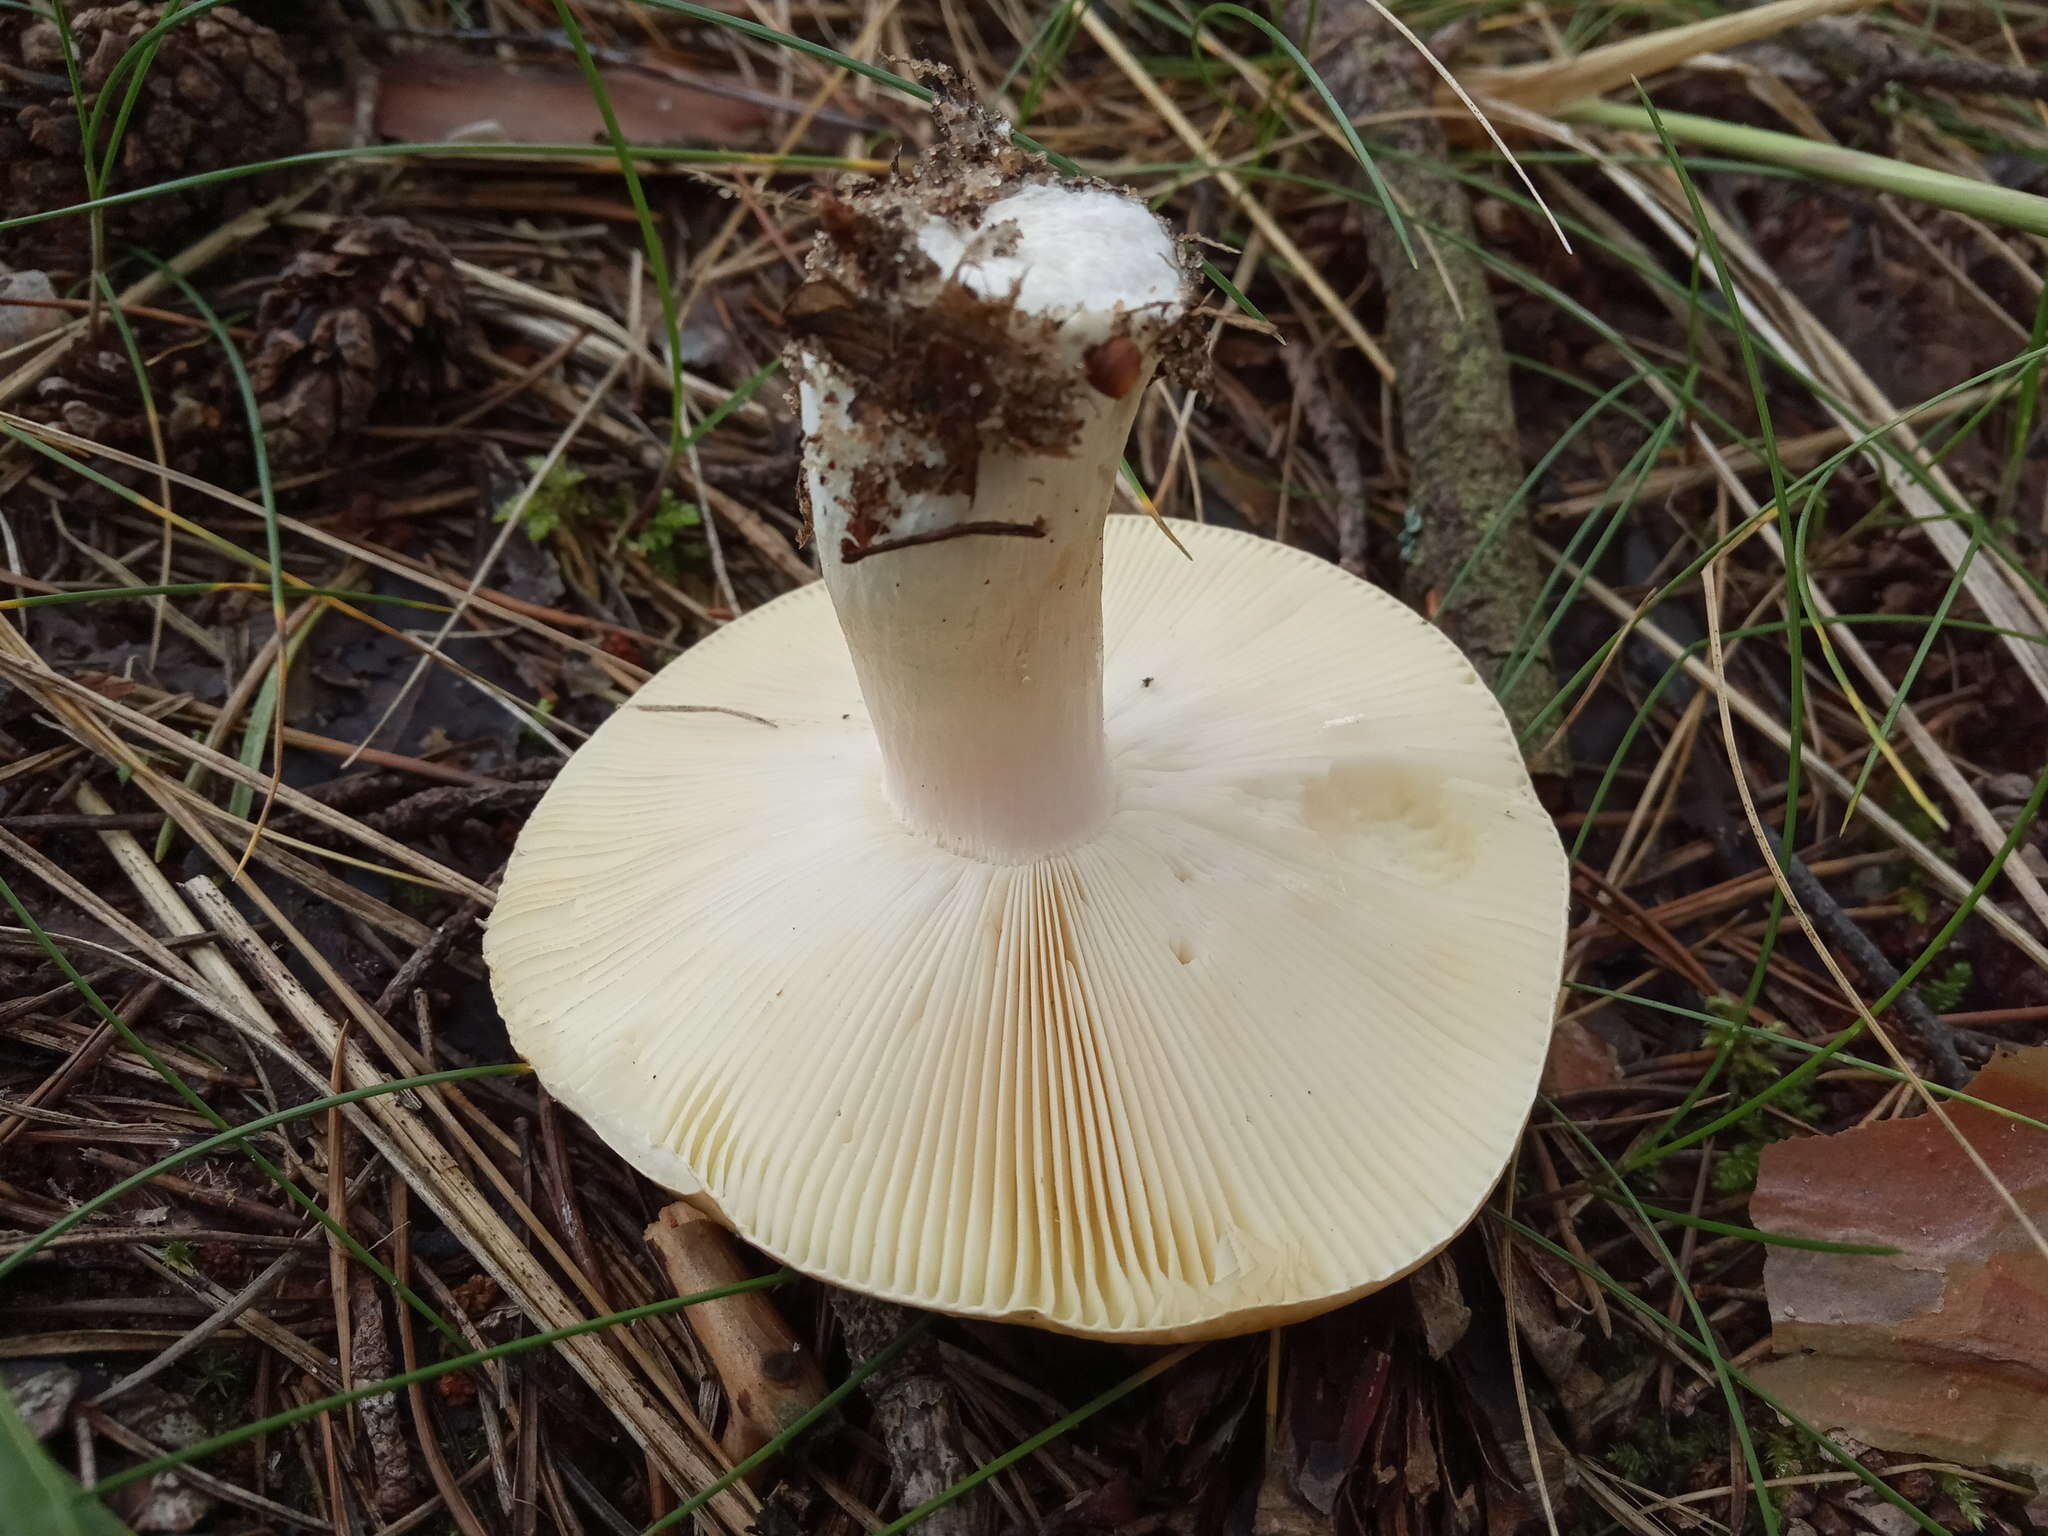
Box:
(1279, 338), (1371, 576)
(374, 898), (485, 1019)
(1790, 16), (2048, 117)
(645, 1203), (829, 1469)
(1779, 850), (1970, 1086)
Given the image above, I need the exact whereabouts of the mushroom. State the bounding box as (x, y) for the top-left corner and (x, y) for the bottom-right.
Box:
(485, 95), (1569, 1343)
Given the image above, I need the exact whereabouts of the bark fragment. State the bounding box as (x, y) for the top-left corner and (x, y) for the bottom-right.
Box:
(1753, 1046), (2048, 1478)
(1287, 4), (1562, 759)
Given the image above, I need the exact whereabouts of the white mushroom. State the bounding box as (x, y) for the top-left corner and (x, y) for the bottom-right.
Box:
(486, 98), (1568, 1343)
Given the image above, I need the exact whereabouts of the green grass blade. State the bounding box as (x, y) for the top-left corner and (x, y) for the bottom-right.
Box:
(0, 582), (445, 613)
(0, 144), (877, 245)
(227, 601), (324, 821)
(136, 257), (283, 620)
(1, 1386), (133, 1536)
(1631, 1202), (1900, 1254)
(88, 0), (190, 200)
(1544, 1104), (1780, 1535)
(683, 357), (782, 452)
(1191, 4), (1417, 266)
(1995, 281), (2048, 520)
(1004, 0), (1088, 124)
(78, 0), (236, 151)
(1572, 986), (2048, 1135)
(1564, 101), (2048, 237)
(1639, 91), (1806, 1036)
(872, 1345), (1199, 1535)
(1625, 763), (2048, 1169)
(135, 253), (290, 847)
(549, 0), (689, 461)
(1500, 1214), (1946, 1534)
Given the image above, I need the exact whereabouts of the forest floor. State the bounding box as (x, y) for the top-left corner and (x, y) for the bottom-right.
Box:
(3, 1), (2048, 1533)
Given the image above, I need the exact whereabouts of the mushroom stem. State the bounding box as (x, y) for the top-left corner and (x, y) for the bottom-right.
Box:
(807, 388), (1151, 862)
(791, 126), (1191, 864)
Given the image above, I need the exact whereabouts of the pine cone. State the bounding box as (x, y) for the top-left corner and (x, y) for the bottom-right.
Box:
(17, 342), (231, 519)
(248, 217), (469, 467)
(0, 2), (305, 271)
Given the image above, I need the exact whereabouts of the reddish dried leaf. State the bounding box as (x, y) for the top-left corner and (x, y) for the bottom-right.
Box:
(373, 52), (774, 148)
(1751, 1046), (2048, 1476)
(1540, 1016), (1618, 1097)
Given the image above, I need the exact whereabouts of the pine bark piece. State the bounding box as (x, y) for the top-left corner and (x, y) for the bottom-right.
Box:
(1751, 1045), (2048, 1479)
(829, 1291), (996, 1536)
(0, 2), (306, 271)
(645, 1203), (830, 1467)
(248, 216), (469, 468)
(1287, 3), (1561, 758)
(349, 1264), (418, 1518)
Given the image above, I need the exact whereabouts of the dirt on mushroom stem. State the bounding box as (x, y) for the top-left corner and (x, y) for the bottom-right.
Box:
(781, 69), (1205, 562)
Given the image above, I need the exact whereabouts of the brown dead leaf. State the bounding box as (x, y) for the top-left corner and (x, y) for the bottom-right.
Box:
(373, 52), (775, 148)
(1751, 1046), (2048, 1476)
(1541, 1016), (1619, 1097)
(1409, 1254), (1472, 1361)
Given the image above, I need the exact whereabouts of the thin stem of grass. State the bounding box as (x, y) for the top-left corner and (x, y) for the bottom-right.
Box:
(89, 0), (189, 205)
(1498, 1213), (1946, 1535)
(1640, 93), (1806, 1041)
(0, 144), (882, 242)
(136, 253), (289, 872)
(1563, 101), (2048, 237)
(550, 0), (688, 462)
(1995, 282), (2048, 522)
(1571, 985), (2048, 1135)
(1628, 1203), (1898, 1254)
(1190, 5), (1417, 265)
(0, 582), (446, 613)
(1547, 1103), (1776, 1535)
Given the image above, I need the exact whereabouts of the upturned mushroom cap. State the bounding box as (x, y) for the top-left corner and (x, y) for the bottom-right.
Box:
(486, 516), (1568, 1342)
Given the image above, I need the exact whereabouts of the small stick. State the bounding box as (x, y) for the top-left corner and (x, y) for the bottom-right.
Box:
(1286, 1), (1564, 767)
(646, 1203), (830, 1468)
(374, 897), (483, 1019)
(1776, 850), (1969, 1087)
(839, 519), (1046, 565)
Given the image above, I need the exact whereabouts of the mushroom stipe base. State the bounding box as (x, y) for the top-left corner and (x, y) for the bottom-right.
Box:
(487, 517), (1569, 1343)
